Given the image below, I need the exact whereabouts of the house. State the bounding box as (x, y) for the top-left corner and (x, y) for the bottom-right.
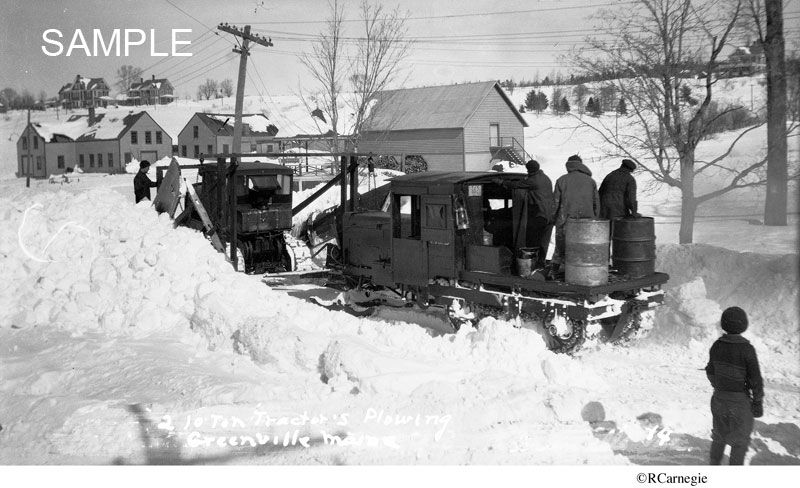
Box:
(17, 109), (172, 178)
(177, 113), (279, 159)
(359, 81), (530, 172)
(721, 42), (766, 78)
(58, 74), (110, 109)
(127, 75), (175, 105)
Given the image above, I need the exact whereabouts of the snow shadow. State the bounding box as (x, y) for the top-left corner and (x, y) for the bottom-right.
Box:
(582, 402), (800, 465)
(115, 404), (324, 465)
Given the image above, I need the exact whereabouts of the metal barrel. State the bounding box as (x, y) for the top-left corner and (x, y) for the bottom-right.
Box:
(565, 218), (610, 286)
(516, 247), (538, 277)
(612, 216), (656, 278)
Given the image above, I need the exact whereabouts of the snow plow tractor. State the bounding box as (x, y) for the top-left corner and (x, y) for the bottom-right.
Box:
(158, 155), (669, 354)
(336, 171), (670, 353)
(162, 156), (348, 274)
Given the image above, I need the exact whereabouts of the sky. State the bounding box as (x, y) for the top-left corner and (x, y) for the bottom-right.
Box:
(1, 0), (799, 100)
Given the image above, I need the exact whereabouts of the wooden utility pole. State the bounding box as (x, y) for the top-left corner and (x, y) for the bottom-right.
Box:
(217, 23), (273, 155)
(217, 23), (273, 270)
(25, 108), (31, 188)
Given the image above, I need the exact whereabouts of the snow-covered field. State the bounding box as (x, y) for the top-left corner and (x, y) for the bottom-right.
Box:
(1, 76), (798, 465)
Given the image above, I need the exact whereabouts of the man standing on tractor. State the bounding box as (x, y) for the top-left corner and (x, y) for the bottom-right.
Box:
(552, 154), (599, 270)
(705, 306), (764, 465)
(133, 160), (158, 203)
(599, 158), (640, 220)
(493, 160), (554, 268)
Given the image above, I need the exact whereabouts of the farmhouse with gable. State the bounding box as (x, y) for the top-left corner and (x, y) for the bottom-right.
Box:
(17, 110), (172, 178)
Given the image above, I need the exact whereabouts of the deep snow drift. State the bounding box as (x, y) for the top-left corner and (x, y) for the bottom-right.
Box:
(1, 184), (798, 464)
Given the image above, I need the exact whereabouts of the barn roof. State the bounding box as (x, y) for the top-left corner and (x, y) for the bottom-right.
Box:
(362, 81), (527, 132)
(193, 113), (277, 137)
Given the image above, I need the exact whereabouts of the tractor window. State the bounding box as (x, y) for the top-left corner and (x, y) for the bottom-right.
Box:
(424, 203), (448, 229)
(393, 194), (421, 239)
(247, 174), (291, 195)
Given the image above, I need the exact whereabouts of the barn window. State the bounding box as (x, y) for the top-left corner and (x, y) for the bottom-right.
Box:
(57, 155), (65, 168)
(131, 131), (138, 144)
(156, 131), (163, 144)
(108, 153), (113, 167)
(145, 131), (152, 144)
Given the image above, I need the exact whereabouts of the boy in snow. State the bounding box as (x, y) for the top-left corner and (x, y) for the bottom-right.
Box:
(134, 160), (158, 203)
(705, 306), (764, 465)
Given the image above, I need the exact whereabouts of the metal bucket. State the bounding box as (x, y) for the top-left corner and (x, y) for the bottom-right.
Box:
(565, 218), (610, 286)
(516, 247), (538, 278)
(612, 216), (655, 278)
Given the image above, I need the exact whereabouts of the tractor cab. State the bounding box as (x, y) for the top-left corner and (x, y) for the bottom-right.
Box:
(342, 171), (525, 287)
(196, 162), (294, 235)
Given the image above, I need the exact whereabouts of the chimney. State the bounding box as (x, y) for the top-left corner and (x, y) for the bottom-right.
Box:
(140, 77), (144, 84)
(88, 106), (96, 125)
(152, 74), (155, 81)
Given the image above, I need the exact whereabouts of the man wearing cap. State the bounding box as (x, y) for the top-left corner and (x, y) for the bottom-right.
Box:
(493, 160), (554, 268)
(552, 154), (600, 268)
(599, 158), (640, 220)
(133, 160), (158, 203)
(705, 306), (764, 465)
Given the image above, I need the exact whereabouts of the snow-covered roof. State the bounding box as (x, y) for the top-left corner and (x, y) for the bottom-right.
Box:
(195, 113), (277, 136)
(29, 111), (155, 142)
(362, 81), (527, 132)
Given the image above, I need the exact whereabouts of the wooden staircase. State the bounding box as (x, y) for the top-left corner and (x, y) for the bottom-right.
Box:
(489, 137), (531, 166)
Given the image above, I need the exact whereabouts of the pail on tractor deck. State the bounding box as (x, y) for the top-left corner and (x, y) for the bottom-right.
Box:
(565, 218), (610, 286)
(612, 216), (656, 278)
(516, 247), (538, 278)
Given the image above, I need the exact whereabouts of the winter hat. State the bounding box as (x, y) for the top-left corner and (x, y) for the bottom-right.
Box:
(139, 160), (151, 169)
(621, 159), (636, 171)
(567, 154), (583, 164)
(721, 306), (748, 334)
(525, 159), (540, 173)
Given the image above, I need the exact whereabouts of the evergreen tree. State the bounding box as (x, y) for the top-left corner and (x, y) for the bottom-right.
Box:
(586, 97), (596, 114)
(560, 97), (571, 114)
(617, 97), (627, 115)
(524, 89), (537, 111)
(535, 91), (549, 113)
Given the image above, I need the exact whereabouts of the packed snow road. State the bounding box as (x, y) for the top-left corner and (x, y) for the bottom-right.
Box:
(0, 185), (798, 465)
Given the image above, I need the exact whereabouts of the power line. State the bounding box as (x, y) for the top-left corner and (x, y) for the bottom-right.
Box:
(233, 1), (638, 24)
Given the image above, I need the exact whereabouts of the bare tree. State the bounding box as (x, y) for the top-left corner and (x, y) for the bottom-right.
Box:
(573, 0), (797, 243)
(197, 79), (218, 101)
(299, 0), (346, 152)
(746, 0), (788, 225)
(348, 0), (409, 147)
(116, 65), (143, 93)
(220, 78), (234, 98)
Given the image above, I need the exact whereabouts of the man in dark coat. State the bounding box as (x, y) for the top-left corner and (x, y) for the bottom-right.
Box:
(599, 158), (639, 219)
(552, 154), (599, 267)
(133, 160), (158, 203)
(494, 160), (554, 268)
(705, 307), (764, 465)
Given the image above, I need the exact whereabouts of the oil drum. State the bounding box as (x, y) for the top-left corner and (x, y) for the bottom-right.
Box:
(565, 218), (610, 286)
(612, 216), (655, 278)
